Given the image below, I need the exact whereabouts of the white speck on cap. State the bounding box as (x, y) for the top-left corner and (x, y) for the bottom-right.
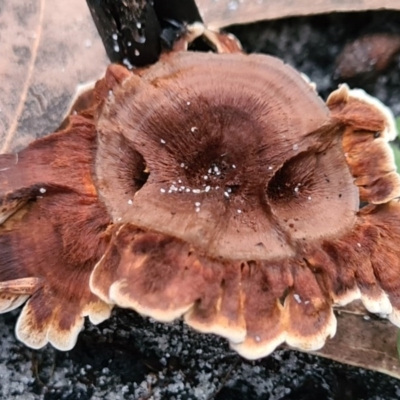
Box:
(293, 294), (302, 304)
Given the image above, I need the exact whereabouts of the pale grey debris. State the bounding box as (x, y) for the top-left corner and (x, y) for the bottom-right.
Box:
(0, 309), (400, 399)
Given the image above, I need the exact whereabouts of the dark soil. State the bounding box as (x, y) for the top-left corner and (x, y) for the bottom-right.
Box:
(2, 309), (400, 400)
(228, 10), (400, 115)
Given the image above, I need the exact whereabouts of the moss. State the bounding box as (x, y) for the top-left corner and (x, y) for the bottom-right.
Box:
(390, 117), (400, 169)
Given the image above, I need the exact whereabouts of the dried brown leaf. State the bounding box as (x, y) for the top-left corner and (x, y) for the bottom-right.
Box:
(313, 303), (400, 379)
(0, 0), (108, 153)
(197, 0), (400, 29)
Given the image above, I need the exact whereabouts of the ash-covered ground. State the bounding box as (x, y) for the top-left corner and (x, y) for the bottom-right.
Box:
(2, 10), (400, 400)
(1, 310), (400, 400)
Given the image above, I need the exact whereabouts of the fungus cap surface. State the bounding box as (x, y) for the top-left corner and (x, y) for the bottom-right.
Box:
(95, 51), (357, 260)
(91, 52), (360, 358)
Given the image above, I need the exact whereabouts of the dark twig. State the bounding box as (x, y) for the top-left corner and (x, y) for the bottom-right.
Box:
(206, 357), (240, 400)
(31, 349), (57, 388)
(85, 0), (203, 67)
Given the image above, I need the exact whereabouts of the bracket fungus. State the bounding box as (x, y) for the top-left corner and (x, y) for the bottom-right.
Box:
(1, 28), (400, 361)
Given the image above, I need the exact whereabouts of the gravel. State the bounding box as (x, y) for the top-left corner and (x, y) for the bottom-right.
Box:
(1, 309), (400, 400)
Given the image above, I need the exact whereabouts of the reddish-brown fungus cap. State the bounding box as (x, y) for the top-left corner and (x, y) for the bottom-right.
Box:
(90, 51), (361, 358)
(327, 84), (400, 203)
(2, 50), (400, 359)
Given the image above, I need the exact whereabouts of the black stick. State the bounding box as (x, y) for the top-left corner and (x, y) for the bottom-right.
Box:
(86, 0), (161, 67)
(86, 0), (203, 68)
(153, 0), (203, 25)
